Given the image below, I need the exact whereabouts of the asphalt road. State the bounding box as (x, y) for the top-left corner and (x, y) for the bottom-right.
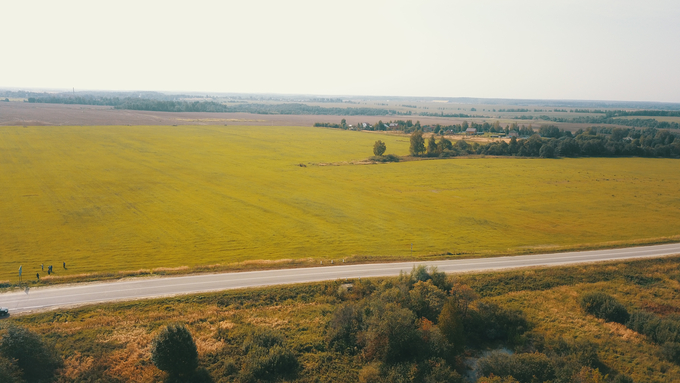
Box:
(2, 243), (680, 315)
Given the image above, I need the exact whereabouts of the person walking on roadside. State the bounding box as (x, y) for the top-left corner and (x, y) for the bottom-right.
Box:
(63, 262), (66, 269)
(41, 264), (44, 271)
(36, 273), (40, 281)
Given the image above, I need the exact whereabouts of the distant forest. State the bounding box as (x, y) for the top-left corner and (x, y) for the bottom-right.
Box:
(514, 113), (680, 130)
(26, 96), (411, 116)
(19, 95), (680, 128)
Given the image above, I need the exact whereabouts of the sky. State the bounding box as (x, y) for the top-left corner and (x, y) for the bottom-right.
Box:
(2, 0), (680, 102)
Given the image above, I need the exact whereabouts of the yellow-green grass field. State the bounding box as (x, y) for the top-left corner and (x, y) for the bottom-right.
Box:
(1, 125), (680, 282)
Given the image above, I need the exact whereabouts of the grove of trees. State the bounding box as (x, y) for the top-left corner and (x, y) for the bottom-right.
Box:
(406, 126), (680, 159)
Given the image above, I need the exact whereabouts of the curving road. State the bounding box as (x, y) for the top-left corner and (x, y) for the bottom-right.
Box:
(2, 243), (680, 315)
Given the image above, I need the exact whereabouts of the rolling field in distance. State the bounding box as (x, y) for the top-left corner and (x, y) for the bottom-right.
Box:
(1, 125), (680, 282)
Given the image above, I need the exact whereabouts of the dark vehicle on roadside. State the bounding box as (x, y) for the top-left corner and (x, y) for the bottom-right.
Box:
(0, 307), (9, 318)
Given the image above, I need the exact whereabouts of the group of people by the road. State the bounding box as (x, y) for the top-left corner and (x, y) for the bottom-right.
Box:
(35, 262), (67, 281)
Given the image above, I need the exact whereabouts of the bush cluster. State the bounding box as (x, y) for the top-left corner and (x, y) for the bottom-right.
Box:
(0, 326), (62, 383)
(579, 291), (680, 366)
(579, 292), (630, 324)
(240, 327), (299, 381)
(327, 265), (530, 382)
(475, 337), (625, 383)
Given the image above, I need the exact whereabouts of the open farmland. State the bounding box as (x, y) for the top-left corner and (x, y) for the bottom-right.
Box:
(1, 125), (680, 282)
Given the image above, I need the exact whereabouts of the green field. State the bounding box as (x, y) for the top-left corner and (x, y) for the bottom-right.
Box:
(1, 125), (680, 282)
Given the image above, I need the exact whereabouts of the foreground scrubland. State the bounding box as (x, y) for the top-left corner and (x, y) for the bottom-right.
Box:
(1, 125), (680, 282)
(3, 256), (680, 382)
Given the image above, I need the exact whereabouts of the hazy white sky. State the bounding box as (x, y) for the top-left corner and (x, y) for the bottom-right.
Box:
(3, 0), (680, 102)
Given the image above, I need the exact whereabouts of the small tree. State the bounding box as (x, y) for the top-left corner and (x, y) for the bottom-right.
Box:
(151, 324), (199, 377)
(373, 140), (387, 156)
(410, 130), (426, 156)
(0, 325), (62, 383)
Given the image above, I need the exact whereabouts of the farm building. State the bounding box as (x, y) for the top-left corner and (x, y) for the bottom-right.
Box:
(465, 127), (477, 135)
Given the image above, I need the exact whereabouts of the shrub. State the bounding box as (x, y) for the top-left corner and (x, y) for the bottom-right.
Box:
(241, 327), (298, 381)
(464, 302), (528, 343)
(423, 359), (463, 383)
(0, 326), (62, 383)
(370, 154), (400, 162)
(437, 301), (465, 355)
(358, 363), (381, 383)
(151, 324), (199, 377)
(477, 377), (520, 383)
(407, 280), (445, 321)
(326, 302), (363, 352)
(0, 356), (22, 383)
(548, 338), (600, 368)
(241, 344), (298, 381)
(242, 327), (284, 354)
(478, 351), (555, 383)
(626, 311), (680, 344)
(362, 303), (422, 364)
(164, 367), (214, 383)
(579, 292), (630, 324)
(611, 373), (634, 383)
(572, 366), (606, 383)
(661, 341), (680, 364)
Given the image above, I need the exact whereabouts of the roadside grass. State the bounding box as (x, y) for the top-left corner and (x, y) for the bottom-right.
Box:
(3, 256), (680, 382)
(1, 125), (680, 284)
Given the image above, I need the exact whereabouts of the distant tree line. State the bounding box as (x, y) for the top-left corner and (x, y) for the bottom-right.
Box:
(419, 112), (478, 118)
(316, 119), (537, 135)
(115, 101), (412, 116)
(28, 96), (125, 106)
(410, 126), (680, 158)
(513, 114), (680, 130)
(27, 95), (413, 116)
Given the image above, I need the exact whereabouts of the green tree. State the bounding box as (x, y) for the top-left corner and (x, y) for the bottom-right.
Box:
(539, 144), (555, 158)
(151, 324), (199, 377)
(373, 140), (387, 156)
(427, 135), (437, 156)
(410, 130), (426, 156)
(437, 137), (453, 154)
(437, 301), (465, 354)
(0, 326), (62, 383)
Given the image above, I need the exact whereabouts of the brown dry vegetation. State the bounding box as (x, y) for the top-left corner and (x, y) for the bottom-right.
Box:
(3, 256), (680, 382)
